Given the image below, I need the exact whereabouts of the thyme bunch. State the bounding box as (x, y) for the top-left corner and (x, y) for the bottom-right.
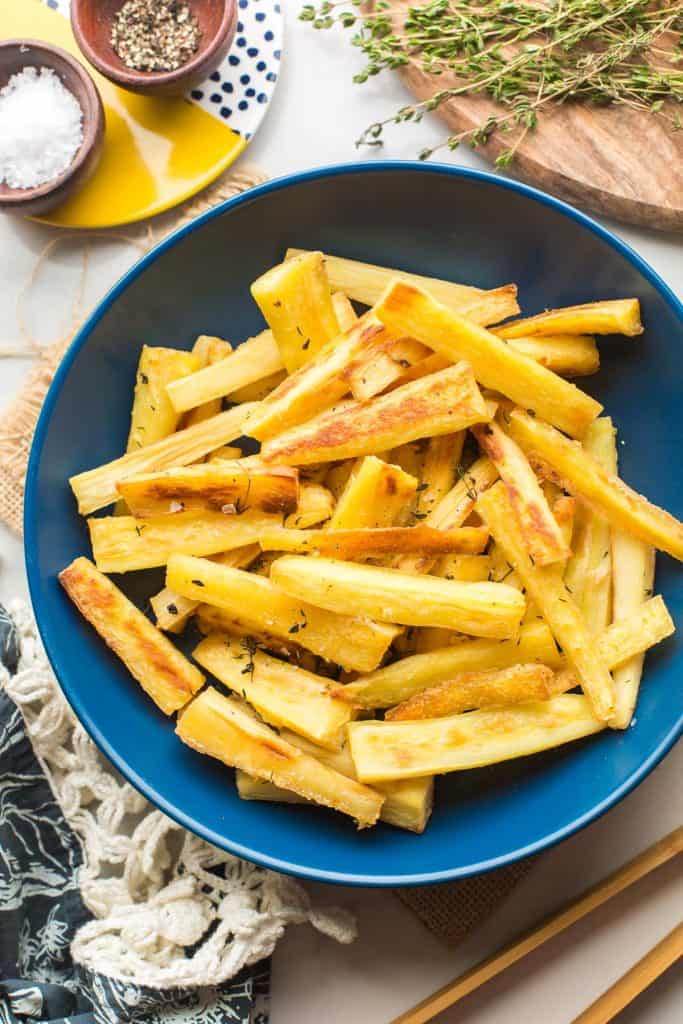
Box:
(300, 0), (683, 165)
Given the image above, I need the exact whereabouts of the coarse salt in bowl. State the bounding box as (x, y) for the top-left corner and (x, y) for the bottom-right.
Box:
(0, 39), (104, 216)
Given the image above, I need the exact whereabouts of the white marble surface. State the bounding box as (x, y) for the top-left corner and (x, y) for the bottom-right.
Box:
(1, 6), (681, 1022)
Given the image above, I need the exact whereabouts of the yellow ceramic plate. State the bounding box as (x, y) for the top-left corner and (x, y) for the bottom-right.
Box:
(2, 0), (282, 227)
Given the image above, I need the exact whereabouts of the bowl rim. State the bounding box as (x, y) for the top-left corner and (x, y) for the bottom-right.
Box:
(0, 39), (104, 206)
(70, 0), (237, 92)
(24, 161), (683, 886)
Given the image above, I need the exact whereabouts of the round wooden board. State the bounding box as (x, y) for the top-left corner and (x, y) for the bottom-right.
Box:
(382, 0), (683, 232)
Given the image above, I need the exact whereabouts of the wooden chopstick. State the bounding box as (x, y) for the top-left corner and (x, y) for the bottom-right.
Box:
(571, 920), (683, 1024)
(391, 826), (683, 1024)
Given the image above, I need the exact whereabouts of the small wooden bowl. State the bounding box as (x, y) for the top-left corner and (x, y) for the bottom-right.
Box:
(71, 0), (238, 97)
(0, 40), (105, 217)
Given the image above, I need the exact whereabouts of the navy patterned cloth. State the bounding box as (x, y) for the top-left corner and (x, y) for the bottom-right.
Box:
(0, 606), (269, 1024)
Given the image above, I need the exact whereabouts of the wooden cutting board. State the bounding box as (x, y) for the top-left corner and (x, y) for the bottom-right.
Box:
(379, 0), (683, 231)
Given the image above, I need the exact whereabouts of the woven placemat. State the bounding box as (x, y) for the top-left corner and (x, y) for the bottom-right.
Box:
(0, 162), (537, 944)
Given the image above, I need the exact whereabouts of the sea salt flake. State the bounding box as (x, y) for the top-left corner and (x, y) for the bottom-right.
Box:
(0, 66), (83, 189)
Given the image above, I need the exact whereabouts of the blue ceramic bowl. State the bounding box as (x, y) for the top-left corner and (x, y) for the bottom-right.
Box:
(25, 164), (683, 886)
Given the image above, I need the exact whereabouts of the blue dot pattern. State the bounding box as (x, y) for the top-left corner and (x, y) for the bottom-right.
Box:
(42, 0), (282, 142)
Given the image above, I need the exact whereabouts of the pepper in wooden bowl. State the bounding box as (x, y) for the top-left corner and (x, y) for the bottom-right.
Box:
(71, 0), (238, 97)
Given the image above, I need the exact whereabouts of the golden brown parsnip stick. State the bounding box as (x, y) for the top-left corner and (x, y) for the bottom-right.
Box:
(330, 456), (418, 530)
(59, 557), (204, 715)
(244, 312), (389, 441)
(167, 332), (283, 413)
(477, 482), (615, 721)
(70, 403), (256, 515)
(270, 555), (526, 638)
(117, 462), (299, 518)
(258, 525), (489, 559)
(506, 408), (683, 562)
(193, 635), (355, 749)
(374, 281), (602, 438)
(177, 689), (383, 827)
(151, 544), (260, 633)
(347, 336), (430, 402)
(251, 251), (341, 372)
(385, 662), (565, 720)
(494, 334), (599, 377)
(239, 730), (434, 834)
(285, 248), (520, 325)
(260, 362), (490, 466)
(348, 695), (603, 782)
(610, 537), (656, 729)
(495, 299), (642, 339)
(89, 483), (333, 573)
(166, 555), (400, 673)
(183, 336), (233, 430)
(579, 418), (617, 634)
(473, 420), (570, 566)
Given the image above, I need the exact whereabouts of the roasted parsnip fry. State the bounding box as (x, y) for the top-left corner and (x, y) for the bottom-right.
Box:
(194, 604), (306, 660)
(151, 544), (260, 633)
(117, 462), (299, 518)
(330, 456), (417, 530)
(114, 345), (204, 514)
(125, 345), (201, 452)
(251, 251), (342, 372)
(478, 482), (615, 721)
(193, 635), (355, 749)
(380, 333), (599, 396)
(495, 299), (642, 339)
(395, 456), (499, 575)
(59, 557), (204, 715)
(70, 403), (256, 515)
(258, 525), (488, 559)
(167, 331), (283, 414)
(331, 291), (359, 331)
(270, 555), (525, 638)
(244, 313), (389, 441)
(579, 418), (617, 633)
(349, 695), (603, 782)
(335, 620), (561, 709)
(472, 420), (570, 566)
(386, 663), (565, 721)
(374, 281), (602, 438)
(261, 362), (490, 466)
(89, 483), (333, 573)
(506, 408), (683, 562)
(347, 336), (430, 402)
(555, 595), (673, 689)
(183, 336), (233, 430)
(494, 334), (599, 377)
(285, 248), (520, 325)
(166, 555), (400, 672)
(239, 730), (434, 833)
(417, 433), (464, 514)
(177, 689), (383, 827)
(611, 530), (656, 730)
(415, 553), (492, 653)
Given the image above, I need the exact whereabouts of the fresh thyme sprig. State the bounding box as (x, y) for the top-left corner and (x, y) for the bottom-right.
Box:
(300, 0), (683, 165)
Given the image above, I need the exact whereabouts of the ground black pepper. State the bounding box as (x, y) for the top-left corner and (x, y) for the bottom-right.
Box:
(111, 0), (201, 73)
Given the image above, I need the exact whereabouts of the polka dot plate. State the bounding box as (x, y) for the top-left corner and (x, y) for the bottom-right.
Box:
(2, 0), (282, 227)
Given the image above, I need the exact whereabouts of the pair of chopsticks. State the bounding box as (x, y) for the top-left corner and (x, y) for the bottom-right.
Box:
(392, 826), (683, 1024)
